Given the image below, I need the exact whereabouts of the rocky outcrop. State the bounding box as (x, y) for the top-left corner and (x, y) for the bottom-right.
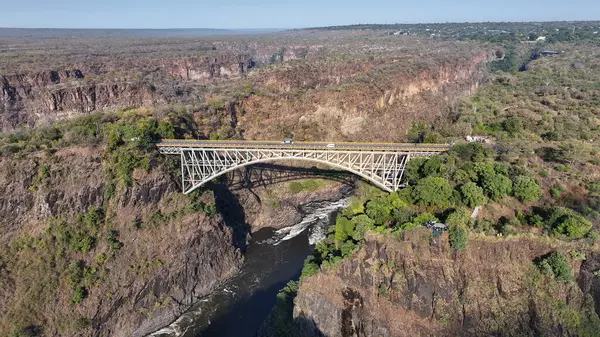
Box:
(0, 149), (243, 337)
(294, 231), (600, 337)
(0, 54), (255, 130)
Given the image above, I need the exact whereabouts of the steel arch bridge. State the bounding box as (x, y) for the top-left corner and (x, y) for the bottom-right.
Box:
(156, 139), (449, 194)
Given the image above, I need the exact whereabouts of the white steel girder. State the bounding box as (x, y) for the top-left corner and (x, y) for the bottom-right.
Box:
(166, 147), (435, 194)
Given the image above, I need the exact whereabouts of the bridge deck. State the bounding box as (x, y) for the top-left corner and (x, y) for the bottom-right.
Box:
(156, 139), (450, 152)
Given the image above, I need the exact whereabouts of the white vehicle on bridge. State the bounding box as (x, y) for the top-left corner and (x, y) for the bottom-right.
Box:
(326, 143), (335, 148)
(282, 138), (293, 144)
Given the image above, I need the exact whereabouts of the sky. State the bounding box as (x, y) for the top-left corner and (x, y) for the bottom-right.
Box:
(0, 0), (598, 29)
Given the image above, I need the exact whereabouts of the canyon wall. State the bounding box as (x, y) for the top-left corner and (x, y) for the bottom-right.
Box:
(293, 231), (600, 337)
(0, 149), (243, 337)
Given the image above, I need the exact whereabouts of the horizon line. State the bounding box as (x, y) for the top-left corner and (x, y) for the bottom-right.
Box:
(0, 19), (598, 31)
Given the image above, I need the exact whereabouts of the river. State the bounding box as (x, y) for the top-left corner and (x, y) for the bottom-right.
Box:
(150, 198), (349, 337)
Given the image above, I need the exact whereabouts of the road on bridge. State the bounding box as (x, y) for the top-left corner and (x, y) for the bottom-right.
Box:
(156, 139), (450, 152)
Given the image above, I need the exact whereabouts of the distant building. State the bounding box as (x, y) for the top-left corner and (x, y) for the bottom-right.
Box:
(536, 36), (547, 42)
(465, 135), (491, 144)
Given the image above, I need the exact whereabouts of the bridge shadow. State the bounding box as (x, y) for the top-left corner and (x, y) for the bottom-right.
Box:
(223, 163), (357, 191)
(207, 181), (252, 253)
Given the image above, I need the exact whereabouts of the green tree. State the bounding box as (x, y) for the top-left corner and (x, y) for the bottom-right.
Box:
(351, 214), (375, 241)
(513, 176), (542, 202)
(421, 156), (446, 178)
(406, 157), (427, 185)
(365, 197), (393, 226)
(411, 177), (453, 207)
(479, 171), (512, 202)
(334, 216), (355, 243)
(460, 182), (485, 207)
(449, 226), (468, 250)
(502, 116), (523, 134)
(300, 256), (320, 281)
(445, 209), (471, 228)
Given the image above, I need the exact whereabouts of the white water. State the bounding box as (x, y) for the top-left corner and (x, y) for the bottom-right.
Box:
(269, 198), (350, 245)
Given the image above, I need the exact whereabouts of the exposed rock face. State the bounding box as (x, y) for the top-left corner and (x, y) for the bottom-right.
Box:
(294, 231), (600, 337)
(0, 54), (255, 130)
(0, 149), (243, 337)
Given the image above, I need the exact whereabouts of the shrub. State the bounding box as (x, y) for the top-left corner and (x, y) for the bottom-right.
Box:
(71, 286), (87, 304)
(551, 186), (563, 199)
(460, 182), (485, 207)
(502, 116), (523, 134)
(536, 252), (573, 282)
(300, 256), (320, 280)
(334, 216), (355, 243)
(445, 209), (471, 228)
(449, 226), (468, 250)
(351, 215), (375, 241)
(107, 230), (122, 250)
(570, 251), (586, 260)
(512, 176), (542, 202)
(412, 212), (439, 226)
(411, 177), (453, 208)
(365, 197), (393, 226)
(548, 208), (593, 238)
(479, 170), (512, 201)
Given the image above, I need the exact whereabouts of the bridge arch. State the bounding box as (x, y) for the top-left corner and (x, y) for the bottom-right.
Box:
(184, 156), (396, 195)
(174, 147), (421, 195)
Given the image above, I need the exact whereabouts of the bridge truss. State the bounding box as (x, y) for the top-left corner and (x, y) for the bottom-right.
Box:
(157, 146), (439, 194)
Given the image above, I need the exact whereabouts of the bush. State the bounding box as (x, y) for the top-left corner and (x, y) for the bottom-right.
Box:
(365, 197), (393, 226)
(449, 226), (468, 250)
(412, 212), (439, 226)
(351, 215), (375, 241)
(445, 209), (471, 228)
(300, 256), (320, 280)
(551, 186), (563, 199)
(334, 216), (355, 243)
(502, 116), (523, 134)
(512, 176), (542, 202)
(548, 208), (593, 238)
(107, 230), (122, 250)
(71, 286), (87, 304)
(536, 252), (573, 282)
(411, 177), (453, 208)
(479, 170), (512, 202)
(460, 182), (485, 207)
(421, 156), (446, 177)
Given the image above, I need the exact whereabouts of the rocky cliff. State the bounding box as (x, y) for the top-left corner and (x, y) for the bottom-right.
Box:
(0, 148), (243, 337)
(293, 231), (600, 337)
(0, 53), (256, 130)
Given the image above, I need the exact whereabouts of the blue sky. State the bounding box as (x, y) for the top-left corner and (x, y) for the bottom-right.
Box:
(0, 0), (598, 29)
